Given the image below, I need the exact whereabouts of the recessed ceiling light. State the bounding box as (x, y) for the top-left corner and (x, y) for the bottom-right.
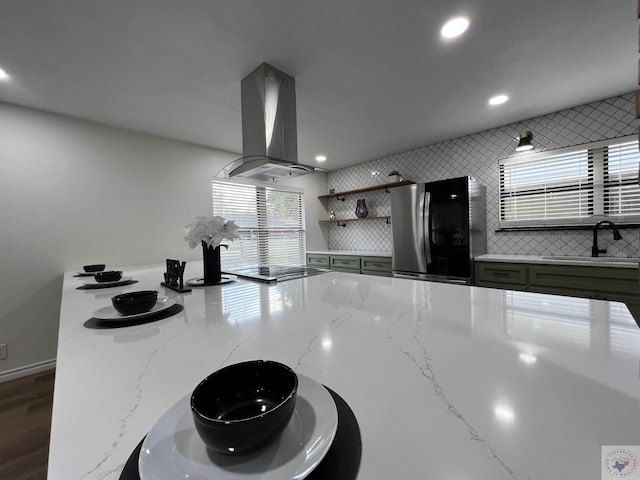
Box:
(0, 67), (9, 81)
(489, 94), (509, 105)
(315, 155), (327, 162)
(440, 17), (470, 39)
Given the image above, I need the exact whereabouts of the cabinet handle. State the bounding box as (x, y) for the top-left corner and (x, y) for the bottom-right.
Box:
(491, 272), (510, 277)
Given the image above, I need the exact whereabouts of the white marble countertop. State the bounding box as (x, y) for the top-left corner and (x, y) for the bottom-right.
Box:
(306, 250), (392, 257)
(476, 253), (640, 268)
(48, 263), (640, 479)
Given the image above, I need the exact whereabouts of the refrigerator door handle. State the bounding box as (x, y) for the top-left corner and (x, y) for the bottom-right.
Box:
(423, 191), (432, 265)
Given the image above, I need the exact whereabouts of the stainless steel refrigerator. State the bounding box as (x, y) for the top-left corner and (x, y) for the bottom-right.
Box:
(390, 176), (486, 284)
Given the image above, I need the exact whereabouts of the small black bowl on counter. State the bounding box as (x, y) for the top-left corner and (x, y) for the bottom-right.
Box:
(111, 291), (158, 315)
(83, 264), (106, 273)
(94, 270), (122, 283)
(191, 360), (298, 455)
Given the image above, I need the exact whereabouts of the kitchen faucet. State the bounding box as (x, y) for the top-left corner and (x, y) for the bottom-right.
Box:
(591, 220), (622, 257)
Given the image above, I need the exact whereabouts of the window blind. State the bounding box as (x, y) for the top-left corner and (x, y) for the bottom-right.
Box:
(603, 140), (640, 216)
(499, 136), (640, 228)
(211, 180), (306, 268)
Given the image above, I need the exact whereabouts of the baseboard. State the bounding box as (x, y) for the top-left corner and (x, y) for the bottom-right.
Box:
(0, 359), (56, 383)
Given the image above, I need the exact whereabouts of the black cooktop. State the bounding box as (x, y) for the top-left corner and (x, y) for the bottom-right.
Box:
(223, 265), (329, 282)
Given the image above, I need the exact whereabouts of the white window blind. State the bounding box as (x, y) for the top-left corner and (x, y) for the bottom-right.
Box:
(604, 140), (640, 216)
(212, 180), (306, 268)
(499, 136), (640, 228)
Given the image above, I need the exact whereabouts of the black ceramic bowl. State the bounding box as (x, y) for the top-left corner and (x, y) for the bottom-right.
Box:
(111, 291), (158, 316)
(83, 264), (106, 273)
(191, 360), (298, 455)
(94, 270), (122, 283)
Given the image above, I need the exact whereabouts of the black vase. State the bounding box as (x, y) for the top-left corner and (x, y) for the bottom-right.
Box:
(355, 199), (368, 218)
(202, 241), (222, 284)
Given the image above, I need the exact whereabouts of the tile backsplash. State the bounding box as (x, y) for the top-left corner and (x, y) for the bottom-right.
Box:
(326, 92), (639, 256)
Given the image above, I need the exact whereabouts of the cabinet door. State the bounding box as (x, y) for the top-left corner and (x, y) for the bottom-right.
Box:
(329, 255), (360, 271)
(360, 256), (392, 273)
(307, 254), (330, 267)
(529, 265), (639, 297)
(476, 262), (527, 288)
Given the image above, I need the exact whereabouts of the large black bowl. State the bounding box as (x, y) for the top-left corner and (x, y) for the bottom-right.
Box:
(111, 291), (158, 315)
(83, 264), (106, 273)
(95, 270), (122, 283)
(191, 360), (298, 455)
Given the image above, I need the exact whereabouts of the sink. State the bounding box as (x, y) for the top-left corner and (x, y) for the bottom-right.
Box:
(541, 256), (640, 263)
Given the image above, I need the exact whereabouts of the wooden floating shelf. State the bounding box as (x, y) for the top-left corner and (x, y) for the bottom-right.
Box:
(319, 216), (391, 226)
(318, 180), (415, 200)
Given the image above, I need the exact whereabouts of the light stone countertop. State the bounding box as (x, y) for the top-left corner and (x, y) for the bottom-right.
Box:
(476, 253), (640, 269)
(48, 263), (640, 479)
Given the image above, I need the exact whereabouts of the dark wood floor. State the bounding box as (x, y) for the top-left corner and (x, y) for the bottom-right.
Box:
(0, 369), (55, 480)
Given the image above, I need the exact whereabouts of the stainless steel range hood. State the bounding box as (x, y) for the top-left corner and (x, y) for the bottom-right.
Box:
(218, 63), (316, 182)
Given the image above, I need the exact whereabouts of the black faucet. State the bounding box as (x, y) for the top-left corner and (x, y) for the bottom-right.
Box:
(591, 220), (622, 257)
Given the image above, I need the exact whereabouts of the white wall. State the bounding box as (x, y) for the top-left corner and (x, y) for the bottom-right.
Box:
(0, 103), (243, 375)
(280, 171), (329, 251)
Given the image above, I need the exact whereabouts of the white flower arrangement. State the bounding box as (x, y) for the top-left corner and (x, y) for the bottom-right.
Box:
(184, 215), (241, 250)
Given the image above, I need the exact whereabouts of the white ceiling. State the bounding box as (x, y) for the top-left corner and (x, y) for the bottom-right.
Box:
(0, 1), (636, 171)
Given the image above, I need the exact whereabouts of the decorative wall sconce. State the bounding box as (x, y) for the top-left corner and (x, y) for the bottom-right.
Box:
(515, 130), (534, 152)
(388, 170), (403, 182)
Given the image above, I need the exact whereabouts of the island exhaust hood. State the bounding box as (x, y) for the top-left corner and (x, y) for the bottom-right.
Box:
(218, 63), (316, 182)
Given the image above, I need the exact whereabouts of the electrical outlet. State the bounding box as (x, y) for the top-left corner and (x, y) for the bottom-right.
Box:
(0, 344), (7, 360)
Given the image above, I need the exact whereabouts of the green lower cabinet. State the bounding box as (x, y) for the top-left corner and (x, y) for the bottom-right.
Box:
(306, 253), (330, 267)
(476, 262), (527, 289)
(528, 264), (639, 297)
(360, 256), (393, 277)
(306, 253), (392, 277)
(361, 256), (392, 272)
(330, 255), (360, 272)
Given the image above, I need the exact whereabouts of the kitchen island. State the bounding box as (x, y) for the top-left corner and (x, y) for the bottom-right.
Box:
(49, 263), (640, 479)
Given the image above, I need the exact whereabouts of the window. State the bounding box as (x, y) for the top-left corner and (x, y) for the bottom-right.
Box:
(499, 136), (640, 228)
(211, 179), (306, 267)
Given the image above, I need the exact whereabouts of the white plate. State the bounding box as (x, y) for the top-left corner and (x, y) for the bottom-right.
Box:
(138, 374), (338, 480)
(82, 277), (132, 287)
(92, 298), (175, 321)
